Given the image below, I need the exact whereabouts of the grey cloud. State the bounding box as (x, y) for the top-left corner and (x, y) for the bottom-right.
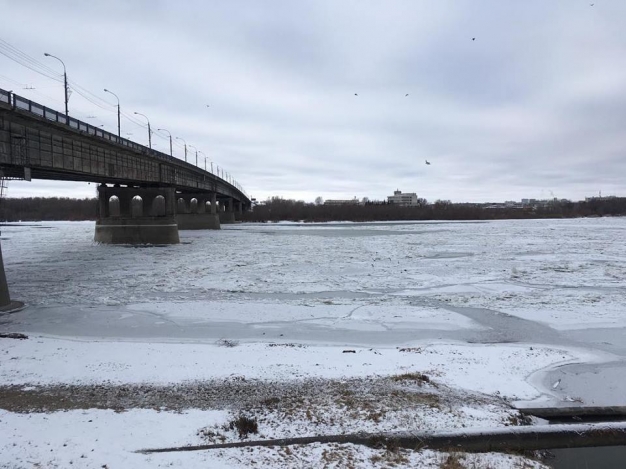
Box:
(1, 0), (625, 203)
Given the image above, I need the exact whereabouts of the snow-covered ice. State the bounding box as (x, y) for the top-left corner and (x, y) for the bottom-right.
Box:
(1, 218), (625, 467)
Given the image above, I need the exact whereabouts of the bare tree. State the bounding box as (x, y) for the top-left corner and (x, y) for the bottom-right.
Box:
(314, 196), (324, 205)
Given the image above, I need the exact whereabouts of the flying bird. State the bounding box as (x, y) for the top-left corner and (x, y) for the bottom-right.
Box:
(472, 37), (476, 41)
(425, 160), (431, 165)
(206, 104), (210, 107)
(354, 93), (358, 96)
(405, 94), (409, 97)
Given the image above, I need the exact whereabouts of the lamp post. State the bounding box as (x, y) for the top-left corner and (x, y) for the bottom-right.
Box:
(43, 53), (68, 116)
(175, 137), (187, 162)
(103, 89), (121, 137)
(188, 145), (198, 167)
(198, 151), (206, 171)
(133, 112), (151, 149)
(158, 128), (173, 156)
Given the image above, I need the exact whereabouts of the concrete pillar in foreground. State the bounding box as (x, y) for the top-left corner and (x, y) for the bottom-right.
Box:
(0, 241), (23, 311)
(175, 192), (220, 230)
(0, 242), (11, 307)
(95, 185), (180, 244)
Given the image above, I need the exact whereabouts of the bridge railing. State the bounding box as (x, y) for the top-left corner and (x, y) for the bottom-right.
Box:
(1, 88), (249, 201)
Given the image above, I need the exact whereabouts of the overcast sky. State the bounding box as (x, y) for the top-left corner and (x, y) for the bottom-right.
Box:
(1, 0), (625, 203)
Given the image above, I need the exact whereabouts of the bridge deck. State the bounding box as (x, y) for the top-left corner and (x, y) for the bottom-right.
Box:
(0, 88), (249, 205)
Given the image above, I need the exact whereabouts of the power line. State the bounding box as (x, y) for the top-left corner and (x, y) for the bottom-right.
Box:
(0, 39), (61, 77)
(0, 41), (61, 81)
(0, 39), (175, 141)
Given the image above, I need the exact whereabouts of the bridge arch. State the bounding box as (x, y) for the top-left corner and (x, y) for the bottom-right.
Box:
(177, 197), (187, 214)
(108, 195), (120, 217)
(190, 198), (198, 213)
(152, 195), (166, 217)
(131, 195), (143, 218)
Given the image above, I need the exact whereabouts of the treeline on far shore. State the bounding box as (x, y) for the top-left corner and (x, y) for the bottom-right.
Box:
(241, 196), (626, 223)
(0, 197), (97, 221)
(1, 195), (626, 222)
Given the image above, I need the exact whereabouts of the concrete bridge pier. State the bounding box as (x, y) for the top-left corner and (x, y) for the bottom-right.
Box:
(176, 193), (220, 230)
(95, 185), (180, 244)
(0, 242), (22, 311)
(219, 197), (236, 224)
(235, 200), (244, 221)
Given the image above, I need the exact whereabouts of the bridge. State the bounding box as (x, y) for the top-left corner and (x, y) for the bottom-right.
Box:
(0, 87), (253, 308)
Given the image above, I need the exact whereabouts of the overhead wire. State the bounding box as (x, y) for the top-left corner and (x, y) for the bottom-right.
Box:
(0, 73), (89, 120)
(0, 39), (151, 131)
(0, 40), (62, 81)
(0, 39), (61, 76)
(0, 39), (183, 142)
(0, 73), (25, 88)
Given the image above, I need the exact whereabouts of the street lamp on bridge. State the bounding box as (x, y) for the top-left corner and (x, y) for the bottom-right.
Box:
(157, 128), (173, 156)
(175, 137), (187, 162)
(103, 89), (121, 137)
(133, 112), (152, 149)
(198, 151), (206, 171)
(43, 52), (69, 116)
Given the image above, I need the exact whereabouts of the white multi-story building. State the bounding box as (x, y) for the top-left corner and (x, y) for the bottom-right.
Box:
(387, 190), (418, 206)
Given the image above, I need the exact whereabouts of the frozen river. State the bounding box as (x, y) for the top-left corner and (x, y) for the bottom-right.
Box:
(1, 218), (626, 406)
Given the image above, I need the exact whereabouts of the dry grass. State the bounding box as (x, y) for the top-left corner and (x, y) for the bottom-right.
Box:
(267, 343), (305, 348)
(439, 452), (466, 469)
(225, 415), (258, 438)
(260, 396), (281, 407)
(392, 372), (431, 385)
(506, 412), (533, 426)
(368, 437), (410, 466)
(215, 338), (239, 347)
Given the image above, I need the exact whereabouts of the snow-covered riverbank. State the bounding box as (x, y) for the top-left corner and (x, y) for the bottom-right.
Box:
(1, 218), (624, 467)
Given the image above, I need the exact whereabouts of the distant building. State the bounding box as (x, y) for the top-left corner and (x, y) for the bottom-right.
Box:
(585, 195), (617, 202)
(387, 190), (418, 206)
(324, 199), (359, 206)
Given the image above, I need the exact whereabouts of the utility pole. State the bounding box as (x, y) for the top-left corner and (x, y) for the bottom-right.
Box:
(175, 137), (187, 162)
(158, 128), (173, 156)
(133, 112), (151, 149)
(103, 89), (121, 137)
(44, 53), (68, 116)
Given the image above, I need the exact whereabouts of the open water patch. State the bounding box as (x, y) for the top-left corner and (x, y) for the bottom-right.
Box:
(548, 446), (626, 469)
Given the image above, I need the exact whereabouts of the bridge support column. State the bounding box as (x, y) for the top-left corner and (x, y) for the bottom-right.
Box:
(234, 200), (244, 221)
(175, 193), (220, 230)
(219, 198), (236, 224)
(0, 242), (22, 311)
(95, 185), (180, 244)
(210, 193), (217, 215)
